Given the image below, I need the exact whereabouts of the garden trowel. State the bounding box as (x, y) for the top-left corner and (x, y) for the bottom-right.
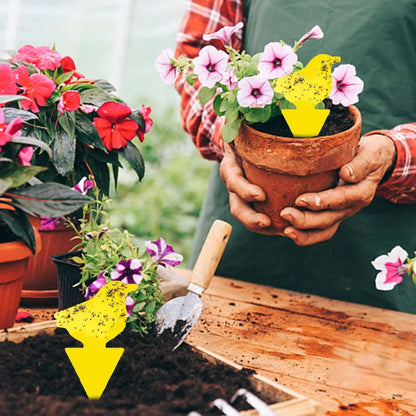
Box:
(155, 220), (232, 349)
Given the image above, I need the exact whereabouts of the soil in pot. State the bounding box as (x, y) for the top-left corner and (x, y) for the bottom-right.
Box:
(0, 328), (290, 415)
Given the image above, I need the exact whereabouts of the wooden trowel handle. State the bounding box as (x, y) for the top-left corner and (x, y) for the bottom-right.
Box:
(190, 220), (232, 291)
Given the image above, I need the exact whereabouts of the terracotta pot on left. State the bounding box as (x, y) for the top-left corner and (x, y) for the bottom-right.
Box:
(0, 230), (41, 329)
(20, 216), (78, 306)
(234, 105), (362, 235)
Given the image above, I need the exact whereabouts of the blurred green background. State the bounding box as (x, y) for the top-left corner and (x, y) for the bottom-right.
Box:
(0, 0), (212, 263)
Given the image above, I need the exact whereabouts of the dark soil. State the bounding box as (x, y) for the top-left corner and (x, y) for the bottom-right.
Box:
(252, 101), (354, 137)
(0, 327), (289, 416)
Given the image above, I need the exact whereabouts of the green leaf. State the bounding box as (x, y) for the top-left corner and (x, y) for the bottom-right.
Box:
(79, 86), (115, 106)
(222, 119), (242, 143)
(0, 164), (46, 189)
(0, 177), (13, 194)
(242, 106), (271, 123)
(133, 301), (146, 313)
(130, 109), (145, 132)
(0, 95), (31, 104)
(6, 183), (90, 217)
(74, 112), (107, 151)
(315, 101), (325, 109)
(11, 136), (52, 158)
(52, 126), (76, 176)
(185, 73), (196, 86)
(0, 207), (36, 252)
(213, 94), (225, 116)
(278, 98), (296, 110)
(118, 141), (145, 181)
(225, 108), (239, 124)
(3, 108), (38, 123)
(198, 86), (217, 105)
(58, 111), (76, 139)
(94, 79), (117, 93)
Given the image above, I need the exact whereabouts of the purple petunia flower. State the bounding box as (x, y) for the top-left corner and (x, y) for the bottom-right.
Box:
(236, 75), (274, 108)
(40, 216), (59, 231)
(193, 45), (228, 88)
(202, 21), (244, 47)
(125, 295), (135, 317)
(72, 176), (94, 195)
(85, 271), (107, 300)
(258, 42), (297, 80)
(330, 64), (364, 107)
(145, 237), (183, 268)
(110, 259), (143, 285)
(155, 49), (178, 85)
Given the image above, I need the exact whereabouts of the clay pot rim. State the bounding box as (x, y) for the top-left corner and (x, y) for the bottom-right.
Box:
(0, 240), (33, 263)
(241, 105), (361, 143)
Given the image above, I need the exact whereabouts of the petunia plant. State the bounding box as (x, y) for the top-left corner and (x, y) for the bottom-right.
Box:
(65, 178), (183, 335)
(156, 23), (363, 141)
(372, 246), (416, 292)
(0, 44), (153, 197)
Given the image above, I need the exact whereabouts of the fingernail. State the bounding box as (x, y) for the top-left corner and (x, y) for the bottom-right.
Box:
(280, 211), (293, 222)
(283, 228), (295, 238)
(346, 164), (354, 178)
(296, 198), (307, 207)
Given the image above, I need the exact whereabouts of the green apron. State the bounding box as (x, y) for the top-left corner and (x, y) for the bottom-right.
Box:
(188, 0), (416, 312)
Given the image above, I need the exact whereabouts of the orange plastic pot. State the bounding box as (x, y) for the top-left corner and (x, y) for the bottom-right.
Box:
(0, 234), (40, 329)
(233, 106), (362, 235)
(20, 216), (78, 306)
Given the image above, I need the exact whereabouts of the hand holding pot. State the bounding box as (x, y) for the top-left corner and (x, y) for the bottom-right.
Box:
(220, 134), (396, 244)
(280, 133), (396, 246)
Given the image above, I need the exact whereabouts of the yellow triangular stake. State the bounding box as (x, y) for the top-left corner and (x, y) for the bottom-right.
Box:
(66, 347), (124, 400)
(282, 107), (330, 137)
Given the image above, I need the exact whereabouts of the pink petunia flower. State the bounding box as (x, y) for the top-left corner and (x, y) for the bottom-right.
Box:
(296, 25), (324, 49)
(137, 105), (153, 142)
(58, 90), (81, 114)
(110, 259), (143, 285)
(0, 109), (23, 147)
(0, 64), (17, 100)
(202, 21), (244, 47)
(330, 64), (364, 107)
(145, 237), (183, 268)
(93, 101), (138, 151)
(17, 146), (33, 166)
(12, 45), (62, 71)
(14, 65), (55, 113)
(193, 45), (229, 88)
(258, 42), (298, 79)
(237, 75), (274, 108)
(221, 67), (238, 90)
(155, 49), (179, 85)
(372, 246), (409, 291)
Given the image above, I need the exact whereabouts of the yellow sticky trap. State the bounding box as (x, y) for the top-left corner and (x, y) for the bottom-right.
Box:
(55, 281), (137, 400)
(273, 54), (341, 137)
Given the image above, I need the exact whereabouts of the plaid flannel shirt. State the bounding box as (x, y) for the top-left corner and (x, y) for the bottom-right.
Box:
(175, 0), (416, 203)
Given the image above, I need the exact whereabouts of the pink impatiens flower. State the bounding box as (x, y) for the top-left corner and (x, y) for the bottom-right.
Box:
(155, 49), (179, 85)
(13, 45), (62, 70)
(58, 90), (81, 114)
(372, 246), (409, 291)
(0, 64), (17, 99)
(0, 108), (23, 147)
(258, 42), (298, 79)
(14, 65), (55, 113)
(202, 21), (244, 47)
(193, 45), (228, 88)
(237, 75), (274, 108)
(137, 105), (153, 142)
(330, 64), (364, 107)
(17, 146), (33, 166)
(296, 25), (324, 49)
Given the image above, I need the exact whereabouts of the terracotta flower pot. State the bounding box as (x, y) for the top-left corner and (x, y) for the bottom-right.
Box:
(0, 241), (34, 329)
(20, 216), (78, 306)
(233, 105), (362, 234)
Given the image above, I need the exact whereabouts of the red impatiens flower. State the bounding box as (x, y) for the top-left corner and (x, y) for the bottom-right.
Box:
(0, 64), (17, 102)
(60, 55), (85, 83)
(12, 45), (62, 70)
(58, 90), (81, 114)
(93, 101), (138, 151)
(137, 105), (153, 142)
(14, 65), (55, 113)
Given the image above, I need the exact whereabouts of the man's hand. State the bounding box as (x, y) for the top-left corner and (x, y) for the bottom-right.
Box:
(219, 143), (271, 232)
(219, 134), (396, 244)
(280, 134), (396, 245)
